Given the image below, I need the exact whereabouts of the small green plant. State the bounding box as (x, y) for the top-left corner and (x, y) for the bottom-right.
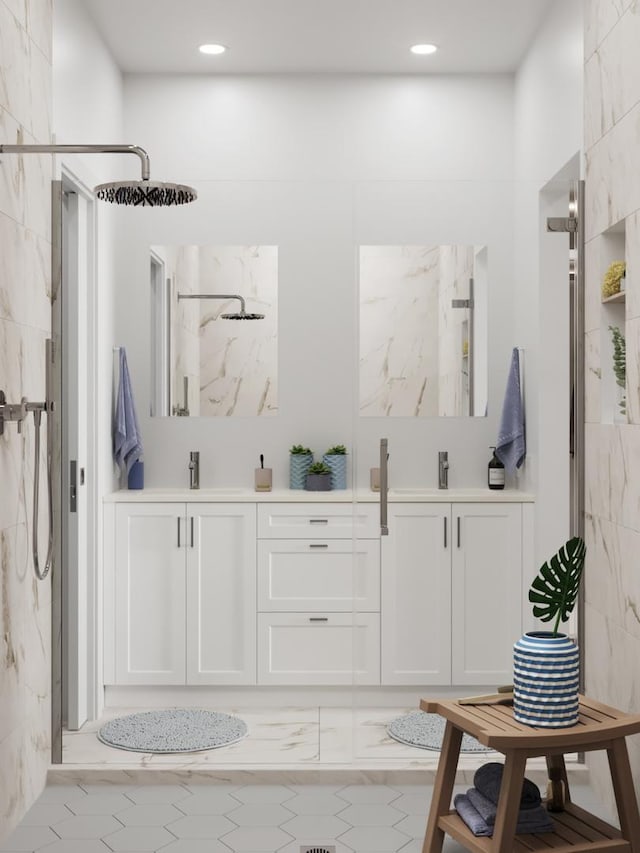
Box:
(528, 537), (586, 636)
(325, 445), (347, 455)
(290, 444), (312, 455)
(307, 461), (331, 475)
(609, 325), (626, 414)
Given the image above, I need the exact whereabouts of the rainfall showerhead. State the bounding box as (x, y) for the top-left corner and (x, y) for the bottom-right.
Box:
(220, 309), (265, 320)
(94, 180), (196, 207)
(178, 292), (265, 320)
(0, 143), (197, 207)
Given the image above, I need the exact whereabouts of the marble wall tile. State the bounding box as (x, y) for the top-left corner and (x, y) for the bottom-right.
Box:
(25, 0), (52, 64)
(585, 103), (640, 241)
(0, 213), (51, 331)
(584, 0), (634, 60)
(585, 330), (602, 424)
(625, 316), (640, 424)
(626, 210), (640, 320)
(1, 0), (27, 29)
(585, 237), (604, 335)
(0, 107), (27, 227)
(584, 5), (640, 150)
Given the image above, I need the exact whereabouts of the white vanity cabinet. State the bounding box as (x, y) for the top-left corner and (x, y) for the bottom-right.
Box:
(381, 502), (526, 686)
(109, 502), (256, 685)
(256, 503), (381, 685)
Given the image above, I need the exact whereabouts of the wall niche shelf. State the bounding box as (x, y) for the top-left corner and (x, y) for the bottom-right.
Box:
(601, 290), (625, 305)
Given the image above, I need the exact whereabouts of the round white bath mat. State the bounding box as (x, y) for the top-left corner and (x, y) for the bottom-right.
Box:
(387, 711), (492, 752)
(97, 709), (248, 753)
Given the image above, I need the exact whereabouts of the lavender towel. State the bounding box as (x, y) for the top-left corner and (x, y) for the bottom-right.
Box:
(455, 793), (554, 837)
(466, 788), (554, 833)
(495, 348), (525, 473)
(474, 761), (541, 809)
(113, 348), (143, 475)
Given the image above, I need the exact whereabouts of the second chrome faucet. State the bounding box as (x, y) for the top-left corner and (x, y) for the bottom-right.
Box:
(189, 451), (200, 489)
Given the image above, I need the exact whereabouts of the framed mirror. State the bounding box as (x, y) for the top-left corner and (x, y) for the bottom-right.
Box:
(150, 245), (278, 417)
(359, 244), (488, 417)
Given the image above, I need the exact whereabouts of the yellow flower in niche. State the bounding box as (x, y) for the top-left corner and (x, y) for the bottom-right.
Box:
(462, 339), (469, 357)
(602, 260), (626, 297)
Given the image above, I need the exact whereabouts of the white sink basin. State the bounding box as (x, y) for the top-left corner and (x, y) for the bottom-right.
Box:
(197, 488), (248, 494)
(390, 487), (490, 496)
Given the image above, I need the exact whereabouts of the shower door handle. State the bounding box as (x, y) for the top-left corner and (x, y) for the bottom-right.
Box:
(380, 438), (389, 536)
(69, 460), (77, 513)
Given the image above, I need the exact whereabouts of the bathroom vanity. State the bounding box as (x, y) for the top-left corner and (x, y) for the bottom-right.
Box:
(103, 489), (534, 690)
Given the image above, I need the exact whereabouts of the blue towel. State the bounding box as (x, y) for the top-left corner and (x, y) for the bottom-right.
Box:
(495, 348), (525, 473)
(113, 348), (143, 475)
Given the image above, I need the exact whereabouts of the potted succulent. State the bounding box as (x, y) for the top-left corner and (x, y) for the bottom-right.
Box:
(305, 461), (332, 491)
(322, 444), (348, 490)
(513, 536), (586, 728)
(289, 444), (313, 489)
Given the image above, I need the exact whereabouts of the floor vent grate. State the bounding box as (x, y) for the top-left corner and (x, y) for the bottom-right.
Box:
(300, 847), (335, 853)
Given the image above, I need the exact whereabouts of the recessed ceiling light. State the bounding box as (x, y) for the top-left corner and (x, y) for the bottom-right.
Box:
(199, 44), (227, 55)
(410, 43), (438, 55)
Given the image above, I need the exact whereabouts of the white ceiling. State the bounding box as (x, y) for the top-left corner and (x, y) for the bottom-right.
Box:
(82, 0), (555, 74)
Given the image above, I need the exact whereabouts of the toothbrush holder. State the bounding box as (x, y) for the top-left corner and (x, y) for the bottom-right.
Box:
(255, 467), (272, 492)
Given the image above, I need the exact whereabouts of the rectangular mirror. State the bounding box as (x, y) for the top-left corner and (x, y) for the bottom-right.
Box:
(150, 245), (278, 417)
(359, 244), (488, 417)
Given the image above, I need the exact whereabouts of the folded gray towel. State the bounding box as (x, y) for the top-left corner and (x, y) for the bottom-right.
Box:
(474, 762), (541, 809)
(455, 793), (554, 837)
(466, 788), (554, 833)
(495, 347), (525, 473)
(454, 794), (491, 837)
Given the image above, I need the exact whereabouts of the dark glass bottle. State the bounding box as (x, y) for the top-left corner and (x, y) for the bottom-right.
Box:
(488, 446), (505, 490)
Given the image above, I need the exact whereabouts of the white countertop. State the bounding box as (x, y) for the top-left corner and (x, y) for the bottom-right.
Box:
(105, 487), (535, 503)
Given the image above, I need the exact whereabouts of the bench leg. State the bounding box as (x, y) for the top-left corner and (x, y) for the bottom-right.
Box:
(607, 737), (640, 853)
(491, 749), (528, 853)
(422, 722), (462, 853)
(546, 753), (572, 803)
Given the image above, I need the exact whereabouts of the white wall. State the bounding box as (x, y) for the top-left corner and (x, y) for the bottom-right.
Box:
(116, 73), (517, 490)
(513, 0), (583, 565)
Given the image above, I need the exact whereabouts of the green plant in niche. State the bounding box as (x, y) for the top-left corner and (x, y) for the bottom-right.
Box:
(307, 461), (331, 474)
(325, 445), (347, 455)
(290, 444), (312, 455)
(609, 325), (626, 414)
(602, 261), (626, 298)
(528, 537), (586, 636)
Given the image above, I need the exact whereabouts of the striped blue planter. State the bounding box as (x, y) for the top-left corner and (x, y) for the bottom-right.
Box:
(323, 454), (347, 490)
(513, 632), (579, 728)
(289, 454), (313, 489)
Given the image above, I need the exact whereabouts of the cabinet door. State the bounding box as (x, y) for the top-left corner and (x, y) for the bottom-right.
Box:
(186, 504), (257, 685)
(451, 503), (522, 685)
(381, 503), (451, 685)
(114, 503), (186, 684)
(257, 613), (380, 685)
(257, 539), (380, 612)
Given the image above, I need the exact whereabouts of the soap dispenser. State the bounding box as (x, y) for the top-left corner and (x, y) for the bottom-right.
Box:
(488, 446), (505, 490)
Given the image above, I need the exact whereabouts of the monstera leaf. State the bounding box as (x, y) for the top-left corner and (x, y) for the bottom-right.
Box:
(528, 537), (586, 636)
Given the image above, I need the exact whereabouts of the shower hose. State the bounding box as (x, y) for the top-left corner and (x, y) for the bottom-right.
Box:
(31, 405), (54, 581)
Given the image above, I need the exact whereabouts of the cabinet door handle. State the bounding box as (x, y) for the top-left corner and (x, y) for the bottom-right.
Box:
(309, 518), (328, 525)
(457, 516), (461, 548)
(309, 543), (328, 549)
(177, 517), (181, 548)
(190, 516), (194, 548)
(309, 617), (329, 622)
(444, 516), (447, 548)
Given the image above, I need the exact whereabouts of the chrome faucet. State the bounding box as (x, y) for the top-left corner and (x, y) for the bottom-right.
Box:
(188, 451), (200, 490)
(438, 451), (449, 490)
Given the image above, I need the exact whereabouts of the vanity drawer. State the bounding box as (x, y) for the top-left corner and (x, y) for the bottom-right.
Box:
(257, 613), (380, 685)
(257, 503), (379, 539)
(257, 539), (380, 612)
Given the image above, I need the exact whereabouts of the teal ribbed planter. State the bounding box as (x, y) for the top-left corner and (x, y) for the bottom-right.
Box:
(289, 454), (313, 489)
(323, 454), (347, 490)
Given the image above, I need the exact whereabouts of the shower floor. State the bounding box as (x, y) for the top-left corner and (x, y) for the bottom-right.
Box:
(60, 706), (584, 782)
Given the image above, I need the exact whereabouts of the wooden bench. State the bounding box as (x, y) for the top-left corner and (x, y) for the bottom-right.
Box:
(420, 694), (640, 853)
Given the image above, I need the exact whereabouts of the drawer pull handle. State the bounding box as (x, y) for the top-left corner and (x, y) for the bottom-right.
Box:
(309, 617), (329, 622)
(177, 517), (181, 548)
(309, 518), (329, 524)
(309, 543), (329, 549)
